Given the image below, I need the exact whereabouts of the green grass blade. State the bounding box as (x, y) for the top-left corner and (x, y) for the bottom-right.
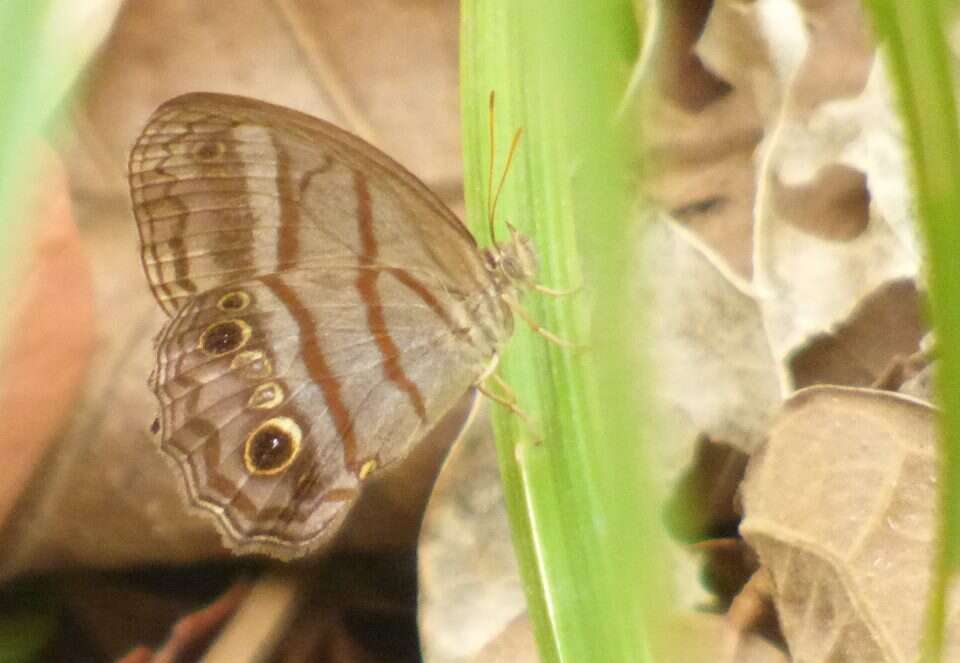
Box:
(460, 3), (671, 660)
(862, 2), (960, 661)
(0, 0), (57, 307)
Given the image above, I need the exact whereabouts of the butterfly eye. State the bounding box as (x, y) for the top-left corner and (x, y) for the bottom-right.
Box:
(199, 319), (252, 356)
(502, 255), (524, 281)
(244, 417), (302, 475)
(217, 290), (251, 312)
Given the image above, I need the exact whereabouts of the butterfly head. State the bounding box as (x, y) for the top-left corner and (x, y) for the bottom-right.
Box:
(487, 222), (538, 292)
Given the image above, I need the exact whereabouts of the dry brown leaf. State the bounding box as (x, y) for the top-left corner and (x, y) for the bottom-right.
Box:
(665, 440), (748, 544)
(52, 570), (248, 662)
(41, 1), (124, 105)
(690, 537), (759, 609)
(65, 0), (460, 211)
(641, 0), (778, 283)
(784, 1), (875, 113)
(787, 279), (925, 390)
(740, 385), (960, 662)
(1, 0), (464, 574)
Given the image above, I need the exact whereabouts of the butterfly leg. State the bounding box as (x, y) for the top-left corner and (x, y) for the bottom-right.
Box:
(477, 379), (535, 429)
(475, 358), (534, 427)
(502, 294), (582, 349)
(489, 371), (518, 404)
(533, 282), (582, 297)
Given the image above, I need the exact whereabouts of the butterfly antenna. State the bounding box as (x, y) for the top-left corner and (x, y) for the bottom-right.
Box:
(489, 127), (523, 244)
(487, 91), (498, 250)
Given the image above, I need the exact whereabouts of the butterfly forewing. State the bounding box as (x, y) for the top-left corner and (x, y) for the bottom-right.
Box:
(130, 93), (487, 315)
(130, 93), (512, 557)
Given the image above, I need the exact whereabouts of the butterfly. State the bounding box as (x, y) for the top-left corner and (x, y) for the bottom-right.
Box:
(128, 92), (541, 558)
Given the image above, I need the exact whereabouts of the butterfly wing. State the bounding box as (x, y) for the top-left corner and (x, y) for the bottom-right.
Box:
(130, 92), (487, 316)
(130, 93), (507, 557)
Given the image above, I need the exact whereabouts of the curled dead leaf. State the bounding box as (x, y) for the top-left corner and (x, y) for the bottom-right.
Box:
(787, 279), (925, 390)
(741, 386), (959, 662)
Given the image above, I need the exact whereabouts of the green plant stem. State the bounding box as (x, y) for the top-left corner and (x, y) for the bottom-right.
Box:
(863, 2), (960, 661)
(460, 3), (669, 661)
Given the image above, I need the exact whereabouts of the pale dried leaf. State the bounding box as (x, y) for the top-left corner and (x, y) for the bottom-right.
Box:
(644, 218), (780, 459)
(740, 386), (960, 662)
(467, 614), (538, 663)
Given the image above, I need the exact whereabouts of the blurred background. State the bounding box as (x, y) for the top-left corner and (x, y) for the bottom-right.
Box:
(0, 1), (948, 662)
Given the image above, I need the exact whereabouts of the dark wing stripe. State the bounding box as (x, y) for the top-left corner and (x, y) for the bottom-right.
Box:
(321, 137), (482, 293)
(297, 155), (335, 199)
(132, 133), (192, 314)
(260, 273), (359, 467)
(184, 418), (258, 518)
(352, 170), (428, 423)
(131, 108), (250, 315)
(272, 136), (300, 269)
(384, 267), (470, 342)
(192, 91), (475, 248)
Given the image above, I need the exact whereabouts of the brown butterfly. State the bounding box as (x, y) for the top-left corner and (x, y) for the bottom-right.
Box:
(129, 93), (541, 558)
